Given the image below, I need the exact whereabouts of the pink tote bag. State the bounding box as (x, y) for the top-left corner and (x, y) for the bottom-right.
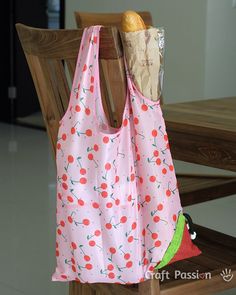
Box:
(52, 25), (201, 284)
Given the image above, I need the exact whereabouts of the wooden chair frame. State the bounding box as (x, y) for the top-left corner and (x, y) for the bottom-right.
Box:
(16, 23), (236, 295)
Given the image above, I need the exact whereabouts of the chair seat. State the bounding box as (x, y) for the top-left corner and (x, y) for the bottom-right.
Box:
(177, 174), (236, 206)
(160, 224), (236, 294)
(78, 225), (236, 295)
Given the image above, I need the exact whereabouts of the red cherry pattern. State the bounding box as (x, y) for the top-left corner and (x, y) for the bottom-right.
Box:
(53, 26), (183, 284)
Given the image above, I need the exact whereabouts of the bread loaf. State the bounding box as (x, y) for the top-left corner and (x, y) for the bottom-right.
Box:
(121, 10), (146, 32)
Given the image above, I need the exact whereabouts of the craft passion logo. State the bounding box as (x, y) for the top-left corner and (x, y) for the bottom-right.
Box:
(146, 268), (234, 282)
(220, 269), (234, 282)
(145, 270), (212, 282)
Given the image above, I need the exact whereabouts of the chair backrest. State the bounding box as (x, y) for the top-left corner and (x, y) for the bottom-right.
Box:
(74, 11), (153, 30)
(15, 24), (125, 159)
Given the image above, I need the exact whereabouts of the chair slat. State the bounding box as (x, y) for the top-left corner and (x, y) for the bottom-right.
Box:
(38, 57), (65, 121)
(51, 59), (70, 112)
(66, 58), (77, 82)
(16, 24), (123, 60)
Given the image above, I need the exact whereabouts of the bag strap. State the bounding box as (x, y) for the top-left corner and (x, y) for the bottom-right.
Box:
(70, 25), (101, 97)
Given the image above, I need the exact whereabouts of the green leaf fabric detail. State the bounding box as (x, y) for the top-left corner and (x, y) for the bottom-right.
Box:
(154, 213), (186, 270)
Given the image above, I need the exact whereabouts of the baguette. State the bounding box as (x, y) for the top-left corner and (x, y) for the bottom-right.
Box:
(121, 10), (146, 32)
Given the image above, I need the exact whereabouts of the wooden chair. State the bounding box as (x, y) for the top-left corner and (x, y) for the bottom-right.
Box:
(74, 11), (153, 31)
(16, 23), (236, 295)
(74, 10), (236, 207)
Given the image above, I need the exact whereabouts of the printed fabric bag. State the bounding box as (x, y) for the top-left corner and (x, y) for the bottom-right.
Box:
(52, 25), (201, 284)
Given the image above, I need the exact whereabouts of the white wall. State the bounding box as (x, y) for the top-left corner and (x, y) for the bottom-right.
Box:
(204, 0), (236, 98)
(155, 1), (207, 103)
(65, 0), (207, 103)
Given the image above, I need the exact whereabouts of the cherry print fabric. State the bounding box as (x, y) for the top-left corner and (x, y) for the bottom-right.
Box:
(51, 26), (200, 284)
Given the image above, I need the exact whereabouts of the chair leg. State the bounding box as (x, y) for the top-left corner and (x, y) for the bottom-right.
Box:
(69, 281), (80, 295)
(82, 284), (97, 295)
(138, 278), (160, 295)
(69, 282), (97, 295)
